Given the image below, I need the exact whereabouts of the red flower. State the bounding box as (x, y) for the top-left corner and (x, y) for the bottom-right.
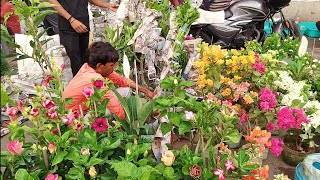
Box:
(42, 75), (54, 86)
(46, 109), (58, 119)
(74, 122), (83, 131)
(52, 128), (59, 135)
(92, 118), (108, 133)
(30, 107), (40, 117)
(42, 99), (55, 109)
(189, 164), (202, 179)
(93, 80), (105, 89)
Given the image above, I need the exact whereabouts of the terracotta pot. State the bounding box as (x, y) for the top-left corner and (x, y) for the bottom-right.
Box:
(282, 143), (315, 166)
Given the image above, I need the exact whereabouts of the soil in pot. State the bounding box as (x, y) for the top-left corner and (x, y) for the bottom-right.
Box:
(282, 141), (315, 166)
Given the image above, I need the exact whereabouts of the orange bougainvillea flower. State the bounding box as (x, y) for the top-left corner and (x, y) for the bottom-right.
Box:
(243, 175), (256, 180)
(260, 165), (269, 179)
(244, 126), (271, 146)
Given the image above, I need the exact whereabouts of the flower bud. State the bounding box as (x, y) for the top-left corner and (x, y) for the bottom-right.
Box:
(81, 147), (90, 155)
(48, 142), (56, 154)
(161, 150), (175, 167)
(127, 149), (131, 155)
(143, 150), (148, 157)
(89, 167), (97, 177)
(174, 79), (178, 85)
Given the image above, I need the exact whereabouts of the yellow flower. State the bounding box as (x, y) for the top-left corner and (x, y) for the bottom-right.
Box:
(197, 80), (207, 89)
(207, 79), (213, 86)
(232, 104), (241, 111)
(161, 151), (175, 167)
(89, 167), (97, 177)
(234, 75), (241, 80)
(231, 49), (240, 56)
(248, 50), (255, 57)
(216, 59), (224, 65)
(221, 88), (231, 97)
(199, 74), (206, 80)
(244, 94), (254, 104)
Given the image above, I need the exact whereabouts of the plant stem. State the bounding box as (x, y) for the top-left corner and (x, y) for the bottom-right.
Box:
(57, 123), (61, 136)
(201, 130), (206, 168)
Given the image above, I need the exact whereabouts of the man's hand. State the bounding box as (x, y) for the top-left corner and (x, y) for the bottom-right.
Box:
(108, 3), (119, 12)
(70, 19), (88, 33)
(144, 89), (157, 99)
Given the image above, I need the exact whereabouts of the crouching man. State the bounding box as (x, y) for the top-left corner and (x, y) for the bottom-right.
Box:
(63, 41), (156, 120)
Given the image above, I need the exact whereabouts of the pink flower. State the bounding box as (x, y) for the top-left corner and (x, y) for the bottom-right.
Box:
(81, 147), (90, 155)
(259, 88), (276, 111)
(215, 156), (220, 165)
(17, 100), (23, 111)
(74, 122), (83, 131)
(186, 35), (193, 40)
(83, 87), (94, 98)
(45, 174), (59, 180)
(276, 107), (309, 130)
(48, 142), (56, 154)
(46, 109), (58, 119)
(30, 107), (40, 117)
(42, 75), (54, 86)
(61, 64), (65, 71)
(270, 137), (284, 156)
(52, 128), (59, 135)
(225, 159), (235, 170)
(184, 111), (195, 121)
(7, 140), (24, 155)
(6, 107), (18, 120)
(267, 122), (277, 131)
(238, 109), (249, 125)
(93, 80), (105, 89)
(292, 108), (310, 128)
(214, 168), (225, 180)
(92, 118), (108, 133)
(42, 99), (55, 109)
(73, 110), (81, 119)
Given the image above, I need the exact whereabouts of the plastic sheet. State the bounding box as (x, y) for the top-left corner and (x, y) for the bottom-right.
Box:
(302, 153), (320, 180)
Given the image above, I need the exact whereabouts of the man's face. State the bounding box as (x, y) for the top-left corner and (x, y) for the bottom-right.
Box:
(96, 62), (118, 77)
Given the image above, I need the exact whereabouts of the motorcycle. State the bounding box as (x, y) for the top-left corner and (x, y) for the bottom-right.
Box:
(189, 0), (302, 49)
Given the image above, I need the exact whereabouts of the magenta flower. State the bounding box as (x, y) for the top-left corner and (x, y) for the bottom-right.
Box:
(45, 174), (59, 180)
(7, 140), (24, 155)
(267, 122), (277, 131)
(6, 107), (18, 120)
(225, 159), (236, 170)
(270, 137), (284, 156)
(73, 110), (81, 119)
(61, 116), (73, 125)
(292, 108), (310, 128)
(259, 88), (277, 111)
(46, 109), (58, 119)
(92, 118), (108, 133)
(238, 109), (249, 125)
(253, 60), (266, 75)
(276, 107), (295, 130)
(186, 35), (193, 40)
(42, 99), (55, 109)
(214, 168), (225, 180)
(93, 80), (105, 89)
(83, 87), (94, 98)
(42, 75), (54, 86)
(184, 111), (195, 121)
(30, 107), (40, 117)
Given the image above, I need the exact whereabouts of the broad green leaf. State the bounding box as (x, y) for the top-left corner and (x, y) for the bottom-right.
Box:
(225, 129), (241, 143)
(66, 166), (85, 180)
(167, 112), (181, 126)
(182, 165), (189, 175)
(86, 157), (104, 167)
(15, 169), (33, 180)
(51, 151), (68, 166)
(112, 87), (132, 122)
(138, 99), (154, 126)
(113, 161), (137, 177)
(203, 168), (214, 179)
(238, 148), (250, 167)
(160, 122), (172, 135)
(214, 81), (221, 89)
(65, 98), (73, 104)
(178, 121), (192, 135)
(163, 167), (174, 177)
(0, 84), (8, 106)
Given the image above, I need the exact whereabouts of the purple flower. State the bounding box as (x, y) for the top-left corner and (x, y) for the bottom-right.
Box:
(83, 87), (94, 98)
(92, 118), (108, 133)
(93, 80), (105, 89)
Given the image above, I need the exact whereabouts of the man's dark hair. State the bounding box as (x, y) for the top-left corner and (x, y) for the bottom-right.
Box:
(86, 42), (119, 68)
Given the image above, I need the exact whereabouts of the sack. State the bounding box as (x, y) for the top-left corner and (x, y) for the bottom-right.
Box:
(302, 153), (320, 180)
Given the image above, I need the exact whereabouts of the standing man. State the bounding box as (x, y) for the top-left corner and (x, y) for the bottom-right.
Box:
(47, 0), (118, 76)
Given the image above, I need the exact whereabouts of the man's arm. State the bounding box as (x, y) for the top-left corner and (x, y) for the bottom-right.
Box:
(46, 0), (88, 33)
(127, 79), (156, 99)
(88, 0), (118, 12)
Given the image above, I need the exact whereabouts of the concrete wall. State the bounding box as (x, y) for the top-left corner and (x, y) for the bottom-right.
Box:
(281, 0), (320, 21)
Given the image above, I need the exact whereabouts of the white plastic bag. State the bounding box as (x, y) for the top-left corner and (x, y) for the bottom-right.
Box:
(303, 153), (320, 180)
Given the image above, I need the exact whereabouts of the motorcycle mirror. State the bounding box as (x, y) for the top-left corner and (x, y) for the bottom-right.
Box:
(298, 36), (308, 57)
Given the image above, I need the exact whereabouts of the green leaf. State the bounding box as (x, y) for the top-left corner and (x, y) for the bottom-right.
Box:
(160, 122), (172, 135)
(86, 156), (104, 167)
(242, 164), (260, 171)
(51, 151), (68, 166)
(112, 87), (132, 122)
(214, 81), (221, 89)
(180, 80), (194, 87)
(137, 159), (148, 167)
(163, 167), (174, 177)
(113, 161), (137, 177)
(100, 137), (121, 150)
(138, 99), (154, 126)
(182, 165), (189, 175)
(176, 89), (186, 99)
(238, 149), (250, 167)
(0, 83), (8, 106)
(225, 129), (241, 143)
(65, 98), (73, 104)
(178, 121), (192, 135)
(66, 165), (85, 180)
(15, 169), (33, 180)
(167, 112), (181, 126)
(203, 168), (214, 179)
(154, 163), (166, 174)
(253, 71), (261, 76)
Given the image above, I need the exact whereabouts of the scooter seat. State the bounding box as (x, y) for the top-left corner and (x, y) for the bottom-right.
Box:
(225, 10), (232, 19)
